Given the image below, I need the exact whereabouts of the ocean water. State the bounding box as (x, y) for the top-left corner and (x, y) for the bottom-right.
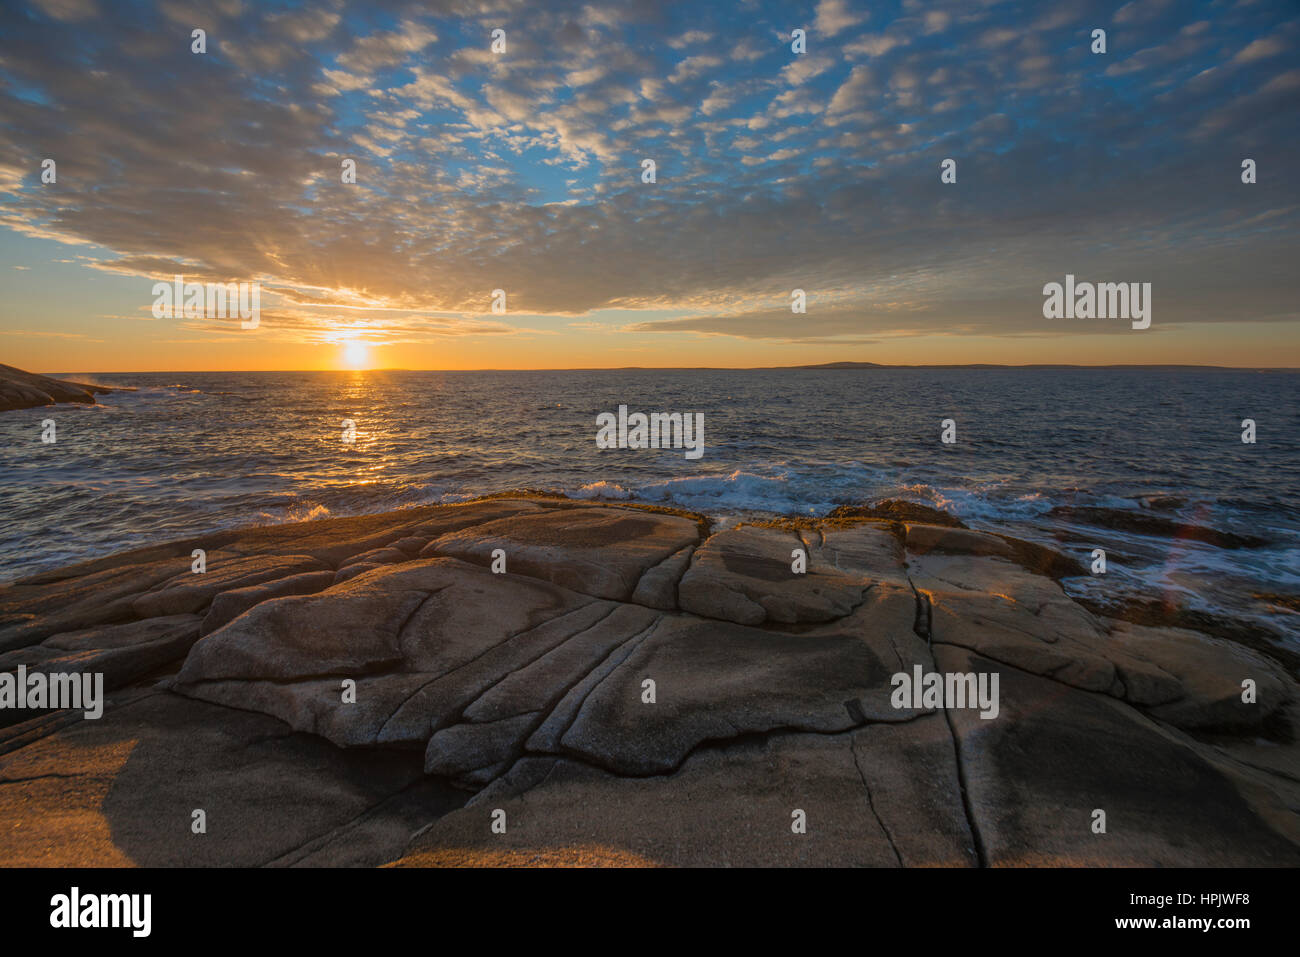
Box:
(2, 368), (1297, 641)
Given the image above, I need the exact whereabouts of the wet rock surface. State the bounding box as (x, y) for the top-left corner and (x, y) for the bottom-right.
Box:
(0, 496), (1295, 866)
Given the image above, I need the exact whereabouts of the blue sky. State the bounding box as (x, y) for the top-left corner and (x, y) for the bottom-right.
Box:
(0, 0), (1297, 370)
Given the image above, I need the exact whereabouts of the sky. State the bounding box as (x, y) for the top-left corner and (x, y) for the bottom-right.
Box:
(0, 0), (1297, 372)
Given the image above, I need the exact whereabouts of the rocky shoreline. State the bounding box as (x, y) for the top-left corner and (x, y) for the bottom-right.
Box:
(0, 363), (122, 413)
(0, 495), (1296, 866)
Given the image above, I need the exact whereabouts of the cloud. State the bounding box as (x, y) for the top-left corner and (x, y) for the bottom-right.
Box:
(813, 0), (867, 39)
(320, 68), (373, 92)
(781, 54), (834, 86)
(827, 65), (875, 114)
(843, 34), (903, 58)
(337, 20), (437, 72)
(668, 30), (712, 49)
(0, 0), (1295, 352)
(31, 0), (97, 20)
(730, 37), (767, 61)
(270, 8), (341, 44)
(669, 54), (725, 84)
(1232, 35), (1287, 64)
(1114, 0), (1174, 26)
(923, 11), (951, 36)
(1104, 22), (1214, 77)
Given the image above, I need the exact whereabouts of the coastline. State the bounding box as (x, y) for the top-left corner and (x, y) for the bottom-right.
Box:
(1, 495), (1296, 866)
(4, 367), (1294, 646)
(0, 363), (122, 413)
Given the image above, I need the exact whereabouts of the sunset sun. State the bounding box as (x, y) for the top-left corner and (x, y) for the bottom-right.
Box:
(341, 339), (370, 369)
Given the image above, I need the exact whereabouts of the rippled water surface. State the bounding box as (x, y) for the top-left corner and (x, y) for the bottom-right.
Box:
(2, 368), (1296, 639)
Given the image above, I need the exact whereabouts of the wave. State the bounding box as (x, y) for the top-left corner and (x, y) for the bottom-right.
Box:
(252, 502), (333, 525)
(570, 470), (816, 514)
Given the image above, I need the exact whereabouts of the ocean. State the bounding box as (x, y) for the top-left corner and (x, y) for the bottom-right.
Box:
(2, 368), (1296, 643)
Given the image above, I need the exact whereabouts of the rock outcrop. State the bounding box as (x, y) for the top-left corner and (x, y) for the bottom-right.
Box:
(0, 363), (119, 412)
(1, 496), (1296, 867)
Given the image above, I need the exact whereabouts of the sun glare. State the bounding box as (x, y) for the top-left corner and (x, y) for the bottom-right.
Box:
(341, 340), (370, 369)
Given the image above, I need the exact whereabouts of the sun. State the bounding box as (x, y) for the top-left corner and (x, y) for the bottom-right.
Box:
(341, 339), (370, 369)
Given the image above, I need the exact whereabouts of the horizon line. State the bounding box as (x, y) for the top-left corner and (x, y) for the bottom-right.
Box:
(39, 362), (1300, 374)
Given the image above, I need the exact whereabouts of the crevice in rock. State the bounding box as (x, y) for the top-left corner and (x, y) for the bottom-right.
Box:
(924, 612), (989, 867)
(240, 728), (299, 748)
(0, 771), (86, 785)
(1206, 752), (1300, 786)
(538, 615), (664, 750)
(850, 734), (904, 866)
(376, 600), (612, 741)
(393, 584), (452, 643)
(687, 529), (723, 567)
(554, 711), (937, 781)
(263, 771), (453, 867)
(935, 636), (1191, 708)
(0, 711), (87, 758)
(883, 629), (908, 675)
(430, 607), (625, 737)
(465, 600), (605, 674)
(795, 528), (819, 565)
(460, 604), (622, 716)
(628, 543), (694, 609)
(740, 582), (878, 635)
(182, 664), (405, 689)
(668, 555), (694, 594)
(930, 639), (1123, 701)
(903, 569), (932, 646)
(939, 703), (989, 868)
(1110, 660), (1184, 703)
(927, 638), (1252, 739)
(428, 613), (666, 792)
(0, 689), (161, 758)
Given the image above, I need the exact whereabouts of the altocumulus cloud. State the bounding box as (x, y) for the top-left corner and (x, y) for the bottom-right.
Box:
(0, 0), (1297, 345)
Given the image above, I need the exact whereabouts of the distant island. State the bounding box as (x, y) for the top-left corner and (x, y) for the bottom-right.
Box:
(782, 361), (1261, 370)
